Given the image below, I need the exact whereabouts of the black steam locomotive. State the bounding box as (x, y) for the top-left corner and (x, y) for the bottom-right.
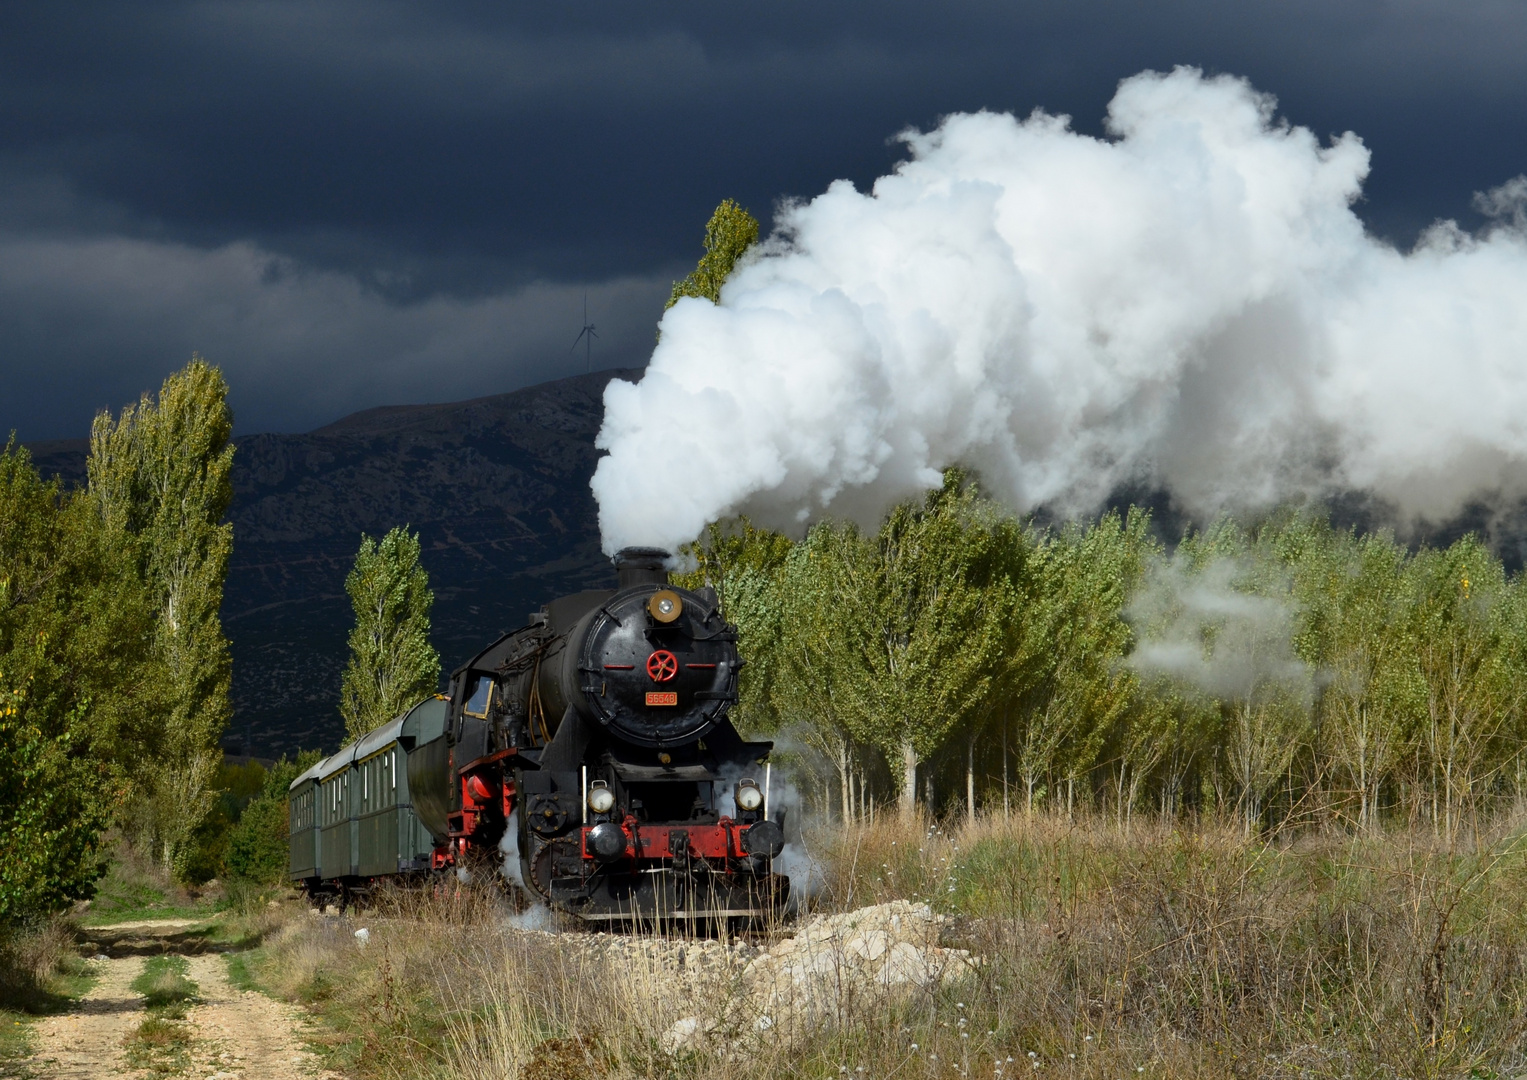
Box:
(289, 548), (789, 923)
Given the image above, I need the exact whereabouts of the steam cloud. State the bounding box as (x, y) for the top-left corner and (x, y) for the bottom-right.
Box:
(1127, 557), (1310, 700)
(592, 66), (1527, 554)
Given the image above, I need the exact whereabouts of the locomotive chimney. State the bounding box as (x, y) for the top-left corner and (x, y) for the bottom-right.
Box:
(613, 547), (671, 589)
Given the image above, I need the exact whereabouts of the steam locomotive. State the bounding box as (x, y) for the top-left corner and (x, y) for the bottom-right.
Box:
(288, 548), (789, 924)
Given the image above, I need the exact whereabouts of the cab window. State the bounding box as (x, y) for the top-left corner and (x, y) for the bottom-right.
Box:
(462, 676), (493, 718)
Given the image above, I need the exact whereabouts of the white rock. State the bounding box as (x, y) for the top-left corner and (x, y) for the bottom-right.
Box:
(881, 940), (930, 985)
(663, 1016), (704, 1053)
(846, 930), (890, 961)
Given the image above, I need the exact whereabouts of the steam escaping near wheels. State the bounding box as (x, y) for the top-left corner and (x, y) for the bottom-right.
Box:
(593, 66), (1527, 553)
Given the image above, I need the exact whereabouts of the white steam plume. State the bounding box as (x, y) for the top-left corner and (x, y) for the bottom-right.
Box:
(592, 66), (1527, 553)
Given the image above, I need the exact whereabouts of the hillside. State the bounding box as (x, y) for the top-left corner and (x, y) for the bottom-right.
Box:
(27, 370), (636, 758)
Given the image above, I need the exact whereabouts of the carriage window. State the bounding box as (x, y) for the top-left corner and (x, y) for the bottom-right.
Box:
(463, 676), (494, 718)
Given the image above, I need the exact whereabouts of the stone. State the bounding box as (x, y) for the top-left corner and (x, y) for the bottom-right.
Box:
(663, 1016), (705, 1053)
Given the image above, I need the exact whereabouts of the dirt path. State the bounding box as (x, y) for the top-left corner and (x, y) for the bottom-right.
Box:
(181, 953), (331, 1080)
(28, 950), (332, 1080)
(28, 956), (142, 1079)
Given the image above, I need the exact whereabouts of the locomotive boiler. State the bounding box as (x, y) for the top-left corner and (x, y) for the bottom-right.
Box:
(290, 547), (789, 924)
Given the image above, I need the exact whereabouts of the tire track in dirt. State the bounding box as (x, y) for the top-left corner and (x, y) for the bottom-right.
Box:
(29, 956), (142, 1079)
(28, 921), (333, 1080)
(181, 954), (334, 1080)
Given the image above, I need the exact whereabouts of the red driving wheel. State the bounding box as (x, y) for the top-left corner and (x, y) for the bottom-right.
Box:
(646, 650), (678, 682)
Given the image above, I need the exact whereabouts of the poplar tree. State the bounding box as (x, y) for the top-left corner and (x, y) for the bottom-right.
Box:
(1010, 511), (1151, 815)
(773, 524), (874, 823)
(666, 198), (760, 309)
(823, 472), (1015, 814)
(1307, 530), (1424, 831)
(88, 357), (235, 874)
(1409, 538), (1524, 840)
(340, 526), (440, 740)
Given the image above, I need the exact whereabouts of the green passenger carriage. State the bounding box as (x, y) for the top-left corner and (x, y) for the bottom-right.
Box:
(288, 696), (448, 906)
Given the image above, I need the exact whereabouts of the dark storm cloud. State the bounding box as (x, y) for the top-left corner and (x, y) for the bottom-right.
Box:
(2, 1), (1526, 439)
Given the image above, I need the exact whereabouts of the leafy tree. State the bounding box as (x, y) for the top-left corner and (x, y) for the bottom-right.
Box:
(675, 518), (794, 733)
(666, 199), (760, 309)
(226, 752), (321, 885)
(814, 472), (1015, 813)
(1409, 538), (1524, 840)
(1010, 511), (1152, 814)
(773, 524), (879, 822)
(1299, 528), (1424, 830)
(340, 526), (440, 740)
(88, 357), (236, 874)
(0, 442), (148, 923)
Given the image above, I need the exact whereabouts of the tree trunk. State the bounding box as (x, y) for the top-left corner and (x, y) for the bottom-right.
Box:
(847, 759), (857, 828)
(1002, 723), (1009, 820)
(839, 741), (852, 826)
(966, 738), (976, 826)
(900, 739), (918, 816)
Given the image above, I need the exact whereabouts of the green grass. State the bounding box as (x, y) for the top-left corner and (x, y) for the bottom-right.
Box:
(0, 946), (99, 1080)
(223, 952), (259, 994)
(0, 932), (97, 1018)
(77, 893), (217, 928)
(130, 955), (199, 1017)
(0, 1009), (36, 1080)
(123, 956), (201, 1076)
(122, 1014), (196, 1076)
(34, 957), (96, 1011)
(78, 843), (219, 927)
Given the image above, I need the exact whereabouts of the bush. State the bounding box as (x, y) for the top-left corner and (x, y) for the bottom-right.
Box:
(0, 915), (83, 1011)
(225, 796), (289, 885)
(225, 751), (319, 885)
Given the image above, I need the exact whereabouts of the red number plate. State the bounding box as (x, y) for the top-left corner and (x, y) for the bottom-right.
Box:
(645, 691), (678, 706)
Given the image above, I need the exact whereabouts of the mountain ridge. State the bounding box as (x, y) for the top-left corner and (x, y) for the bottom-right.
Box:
(27, 369), (637, 758)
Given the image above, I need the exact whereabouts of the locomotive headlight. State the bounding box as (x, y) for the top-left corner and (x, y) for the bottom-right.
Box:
(736, 779), (764, 812)
(587, 822), (627, 863)
(648, 589), (683, 623)
(587, 782), (616, 815)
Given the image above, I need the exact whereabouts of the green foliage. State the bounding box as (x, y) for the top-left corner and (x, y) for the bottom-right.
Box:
(0, 441), (138, 924)
(683, 481), (1527, 831)
(665, 198), (760, 309)
(226, 750), (320, 885)
(88, 356), (236, 876)
(817, 473), (1018, 810)
(674, 518), (794, 733)
(1007, 510), (1154, 813)
(225, 798), (289, 886)
(340, 527), (440, 740)
(176, 758), (289, 885)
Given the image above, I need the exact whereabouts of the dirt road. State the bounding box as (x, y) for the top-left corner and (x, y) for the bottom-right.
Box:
(28, 956), (142, 1080)
(27, 925), (332, 1080)
(180, 953), (327, 1080)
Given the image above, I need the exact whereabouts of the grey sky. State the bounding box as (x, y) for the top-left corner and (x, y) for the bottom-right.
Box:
(3, 1), (1526, 439)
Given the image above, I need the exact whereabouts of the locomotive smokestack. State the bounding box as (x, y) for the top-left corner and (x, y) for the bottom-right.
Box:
(613, 547), (671, 589)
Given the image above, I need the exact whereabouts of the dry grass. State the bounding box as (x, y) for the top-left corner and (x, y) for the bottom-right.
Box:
(244, 812), (1527, 1079)
(0, 916), (88, 1013)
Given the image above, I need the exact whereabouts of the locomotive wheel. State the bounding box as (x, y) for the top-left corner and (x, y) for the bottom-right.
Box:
(529, 836), (576, 900)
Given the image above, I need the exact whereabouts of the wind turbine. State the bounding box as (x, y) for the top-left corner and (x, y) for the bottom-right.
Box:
(571, 292), (598, 374)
